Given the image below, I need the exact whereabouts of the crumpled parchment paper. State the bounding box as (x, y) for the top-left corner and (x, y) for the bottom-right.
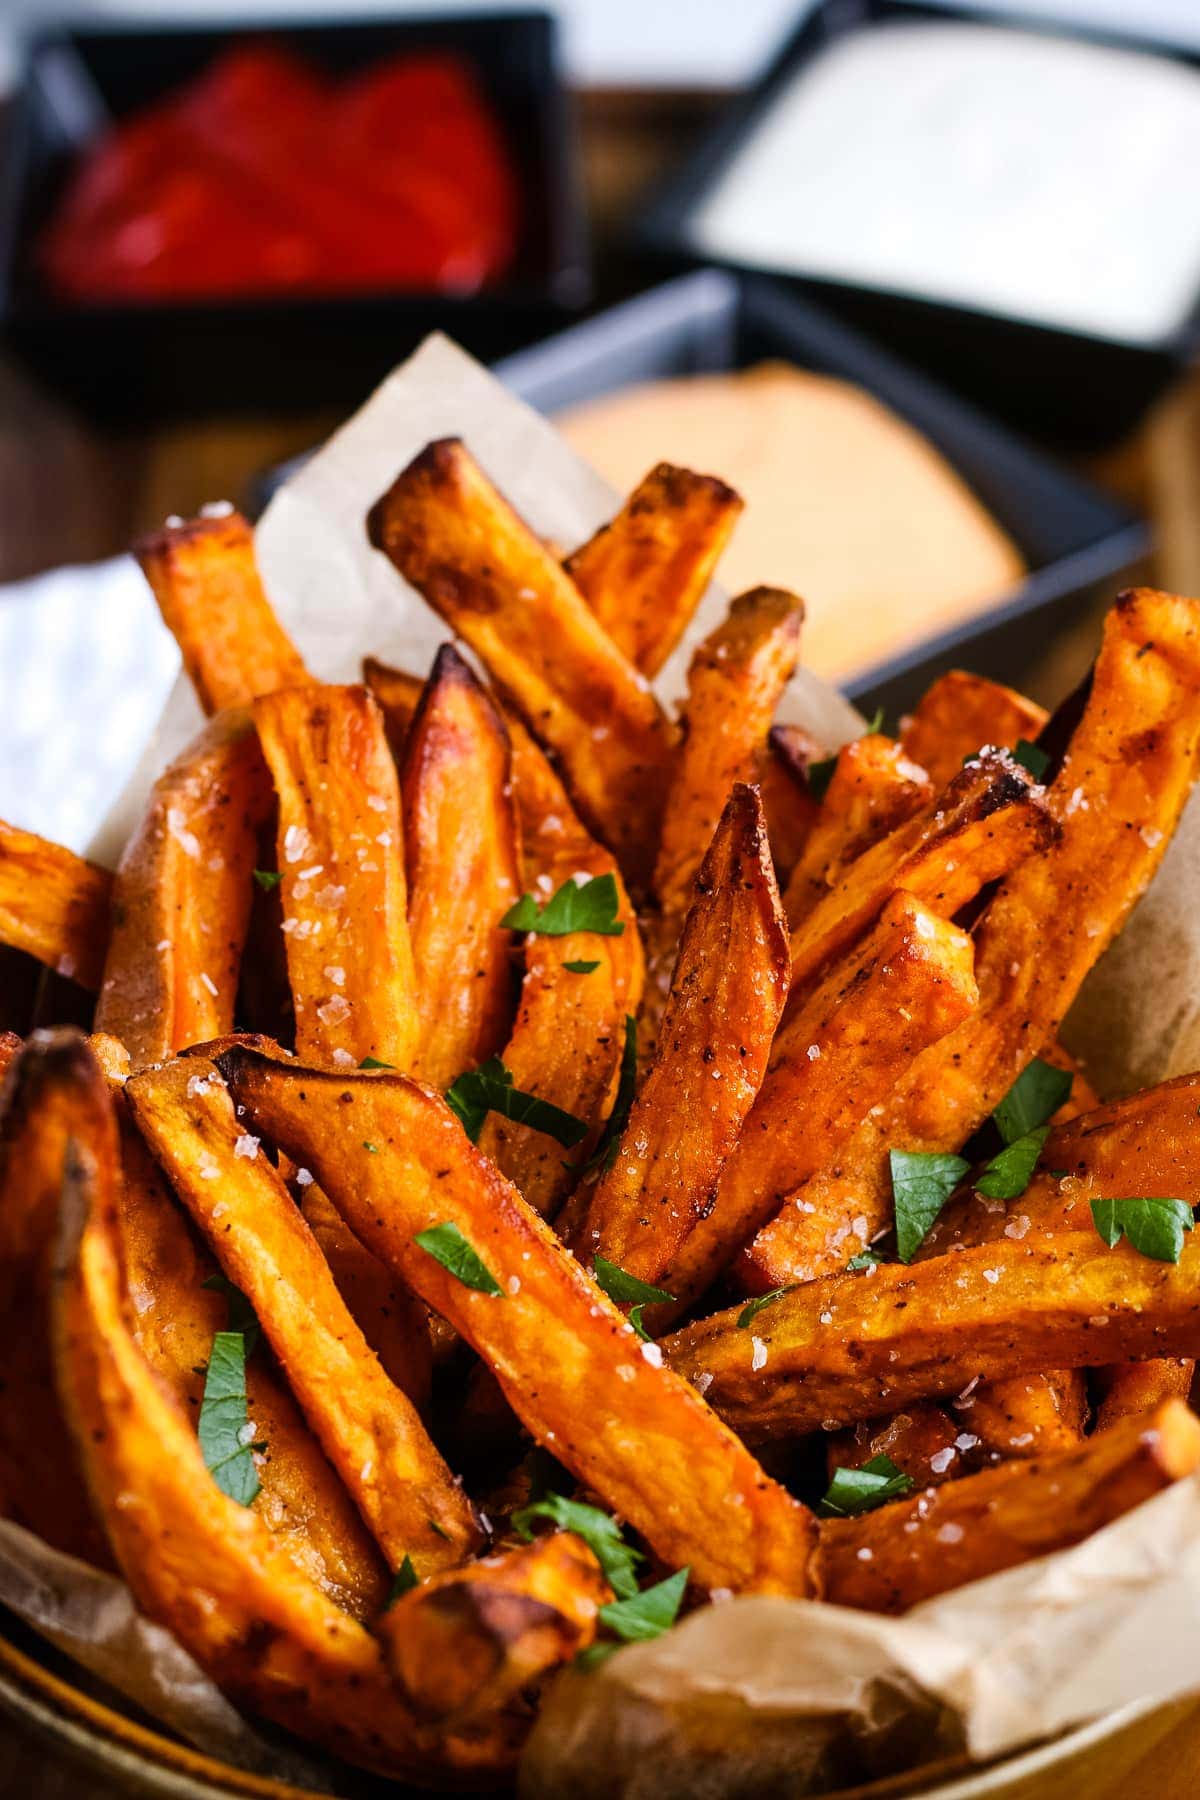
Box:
(6, 332), (1200, 1798)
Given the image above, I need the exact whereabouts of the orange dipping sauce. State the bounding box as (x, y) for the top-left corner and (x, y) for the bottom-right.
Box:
(38, 44), (519, 304)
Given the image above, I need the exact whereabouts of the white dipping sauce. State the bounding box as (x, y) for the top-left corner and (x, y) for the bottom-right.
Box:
(690, 21), (1200, 346)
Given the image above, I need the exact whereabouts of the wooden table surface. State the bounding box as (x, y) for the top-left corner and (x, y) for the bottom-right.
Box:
(2, 82), (1200, 1800)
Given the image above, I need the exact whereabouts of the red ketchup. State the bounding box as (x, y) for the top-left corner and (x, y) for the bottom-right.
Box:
(38, 44), (519, 303)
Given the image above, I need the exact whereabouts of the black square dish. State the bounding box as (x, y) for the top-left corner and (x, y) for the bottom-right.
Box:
(0, 12), (588, 422)
(493, 269), (1147, 717)
(634, 0), (1200, 451)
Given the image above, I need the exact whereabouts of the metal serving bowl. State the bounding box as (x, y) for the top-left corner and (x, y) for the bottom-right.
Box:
(0, 1624), (1194, 1800)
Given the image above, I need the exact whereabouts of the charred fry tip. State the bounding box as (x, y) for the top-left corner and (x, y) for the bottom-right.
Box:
(368, 438), (466, 551)
(727, 586), (806, 629)
(636, 462), (743, 513)
(944, 746), (1061, 828)
(415, 641), (510, 734)
(4, 1027), (103, 1117)
(182, 1031), (294, 1062)
(382, 1533), (608, 1723)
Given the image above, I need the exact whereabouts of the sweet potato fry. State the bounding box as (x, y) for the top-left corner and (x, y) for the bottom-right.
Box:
(254, 684), (419, 1070)
(653, 590), (803, 927)
(786, 750), (1057, 995)
(562, 785), (789, 1308)
(782, 734), (933, 928)
(817, 1400), (1200, 1613)
(957, 1371), (1088, 1458)
(135, 509), (308, 716)
(1048, 1071), (1200, 1196)
(381, 1533), (607, 1721)
(1095, 1360), (1195, 1428)
(0, 821), (111, 989)
(757, 589), (1200, 1288)
(366, 439), (676, 884)
(401, 645), (520, 1089)
(663, 1230), (1200, 1443)
(369, 653), (642, 1208)
(716, 894), (978, 1300)
(757, 723), (823, 880)
(52, 1111), (523, 1782)
(899, 670), (1048, 788)
(479, 716), (642, 1216)
(95, 712), (272, 1068)
(563, 462), (743, 677)
(127, 1057), (480, 1577)
(216, 1048), (818, 1596)
(0, 1032), (113, 1563)
(297, 1180), (432, 1413)
(367, 653), (643, 1210)
(112, 1081), (389, 1618)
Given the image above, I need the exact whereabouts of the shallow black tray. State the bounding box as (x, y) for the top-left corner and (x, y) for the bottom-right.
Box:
(491, 268), (1148, 715)
(0, 11), (588, 423)
(633, 0), (1200, 451)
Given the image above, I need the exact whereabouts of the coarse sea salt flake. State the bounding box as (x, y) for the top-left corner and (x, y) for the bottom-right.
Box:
(751, 1336), (768, 1371)
(295, 1168), (314, 1187)
(937, 1522), (965, 1545)
(166, 808), (201, 860)
(929, 1447), (956, 1473)
(323, 965), (346, 987)
(234, 1134), (260, 1161)
(640, 1341), (664, 1368)
(283, 825), (311, 864)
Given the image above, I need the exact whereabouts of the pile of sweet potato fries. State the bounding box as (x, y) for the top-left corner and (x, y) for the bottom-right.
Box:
(2, 440), (1200, 1785)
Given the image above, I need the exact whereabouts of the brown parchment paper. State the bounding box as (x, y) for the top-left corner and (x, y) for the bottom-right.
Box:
(7, 333), (1198, 1795)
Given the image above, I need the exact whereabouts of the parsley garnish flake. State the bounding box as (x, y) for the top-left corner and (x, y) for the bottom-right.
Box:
(501, 873), (625, 939)
(819, 1454), (914, 1518)
(445, 1057), (588, 1148)
(1091, 1197), (1194, 1264)
(414, 1222), (503, 1296)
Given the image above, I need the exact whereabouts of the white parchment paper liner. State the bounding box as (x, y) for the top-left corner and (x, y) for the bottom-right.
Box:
(8, 333), (1200, 1793)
